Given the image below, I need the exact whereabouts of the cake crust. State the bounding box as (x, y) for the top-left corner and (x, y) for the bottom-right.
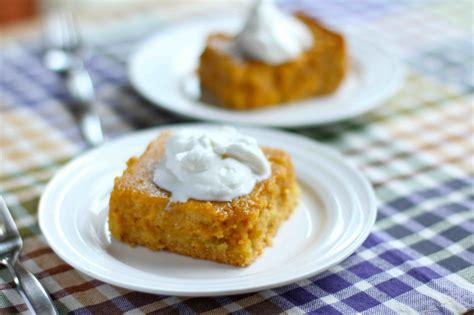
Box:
(108, 132), (299, 266)
(198, 15), (347, 110)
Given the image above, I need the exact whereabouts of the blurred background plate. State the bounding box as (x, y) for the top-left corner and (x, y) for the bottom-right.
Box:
(128, 16), (405, 128)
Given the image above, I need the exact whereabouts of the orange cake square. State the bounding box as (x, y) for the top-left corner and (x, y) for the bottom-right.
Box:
(198, 15), (347, 110)
(108, 132), (299, 266)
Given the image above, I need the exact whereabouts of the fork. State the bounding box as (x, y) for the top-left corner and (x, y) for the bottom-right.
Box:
(43, 9), (104, 147)
(0, 197), (58, 315)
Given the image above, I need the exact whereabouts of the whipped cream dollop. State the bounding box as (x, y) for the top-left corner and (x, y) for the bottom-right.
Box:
(236, 0), (314, 64)
(153, 127), (271, 202)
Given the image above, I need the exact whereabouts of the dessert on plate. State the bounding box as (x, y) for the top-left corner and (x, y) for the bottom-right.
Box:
(108, 127), (299, 266)
(198, 0), (347, 110)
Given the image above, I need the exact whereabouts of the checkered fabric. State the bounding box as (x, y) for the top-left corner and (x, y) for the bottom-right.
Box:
(1, 0), (473, 314)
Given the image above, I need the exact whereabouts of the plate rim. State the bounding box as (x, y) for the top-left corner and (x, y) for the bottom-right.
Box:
(127, 15), (405, 128)
(39, 123), (378, 296)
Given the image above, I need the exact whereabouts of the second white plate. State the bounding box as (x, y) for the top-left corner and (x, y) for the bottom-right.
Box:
(39, 124), (377, 296)
(129, 16), (404, 127)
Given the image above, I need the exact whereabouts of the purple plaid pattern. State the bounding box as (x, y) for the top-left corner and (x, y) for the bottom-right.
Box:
(1, 0), (473, 314)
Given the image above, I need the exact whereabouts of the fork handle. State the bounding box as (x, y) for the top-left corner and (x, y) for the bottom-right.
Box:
(6, 261), (58, 315)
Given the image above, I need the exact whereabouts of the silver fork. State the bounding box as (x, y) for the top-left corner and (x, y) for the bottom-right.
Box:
(43, 9), (104, 147)
(0, 197), (58, 315)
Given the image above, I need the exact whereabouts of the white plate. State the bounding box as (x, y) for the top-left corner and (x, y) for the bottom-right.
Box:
(128, 16), (404, 127)
(39, 124), (377, 296)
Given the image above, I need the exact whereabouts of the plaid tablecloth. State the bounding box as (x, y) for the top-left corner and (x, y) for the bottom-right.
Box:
(1, 0), (473, 314)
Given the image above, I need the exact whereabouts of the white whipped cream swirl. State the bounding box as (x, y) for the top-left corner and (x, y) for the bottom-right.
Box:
(236, 0), (314, 65)
(153, 127), (271, 202)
